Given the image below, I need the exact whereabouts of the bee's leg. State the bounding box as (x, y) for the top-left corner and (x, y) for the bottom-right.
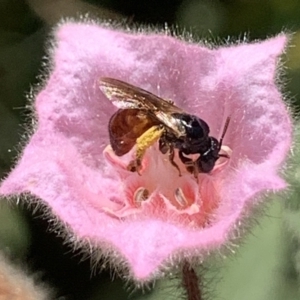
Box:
(168, 147), (182, 176)
(192, 164), (200, 179)
(159, 136), (169, 154)
(127, 125), (164, 175)
(178, 151), (195, 174)
(159, 136), (182, 176)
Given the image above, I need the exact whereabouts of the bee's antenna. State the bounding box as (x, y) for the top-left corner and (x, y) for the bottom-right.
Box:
(219, 117), (230, 148)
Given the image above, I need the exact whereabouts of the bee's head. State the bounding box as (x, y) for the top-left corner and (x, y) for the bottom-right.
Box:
(195, 137), (220, 173)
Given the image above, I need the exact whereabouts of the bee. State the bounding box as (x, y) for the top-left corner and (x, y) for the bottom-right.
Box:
(99, 77), (230, 177)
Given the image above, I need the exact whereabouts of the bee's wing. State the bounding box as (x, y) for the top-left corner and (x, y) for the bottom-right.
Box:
(100, 77), (185, 135)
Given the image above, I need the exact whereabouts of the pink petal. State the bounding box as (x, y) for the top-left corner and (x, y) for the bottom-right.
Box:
(0, 22), (291, 281)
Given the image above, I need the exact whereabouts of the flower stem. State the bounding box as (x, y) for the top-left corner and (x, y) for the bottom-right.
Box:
(182, 261), (203, 300)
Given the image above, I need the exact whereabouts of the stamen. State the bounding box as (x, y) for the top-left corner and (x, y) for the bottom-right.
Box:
(134, 187), (149, 204)
(220, 145), (232, 156)
(174, 188), (188, 207)
(213, 144), (232, 173)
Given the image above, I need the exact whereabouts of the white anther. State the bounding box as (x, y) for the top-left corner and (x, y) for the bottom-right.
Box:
(134, 187), (149, 203)
(174, 188), (188, 207)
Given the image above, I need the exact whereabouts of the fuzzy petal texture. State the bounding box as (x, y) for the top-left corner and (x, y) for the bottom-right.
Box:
(0, 22), (292, 281)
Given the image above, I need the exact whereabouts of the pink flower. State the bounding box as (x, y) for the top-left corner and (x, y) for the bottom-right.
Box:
(0, 22), (291, 281)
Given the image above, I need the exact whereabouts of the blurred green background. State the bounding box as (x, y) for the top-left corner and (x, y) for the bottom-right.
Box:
(0, 0), (300, 299)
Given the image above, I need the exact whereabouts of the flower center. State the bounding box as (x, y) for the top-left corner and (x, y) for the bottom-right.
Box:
(102, 144), (231, 228)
